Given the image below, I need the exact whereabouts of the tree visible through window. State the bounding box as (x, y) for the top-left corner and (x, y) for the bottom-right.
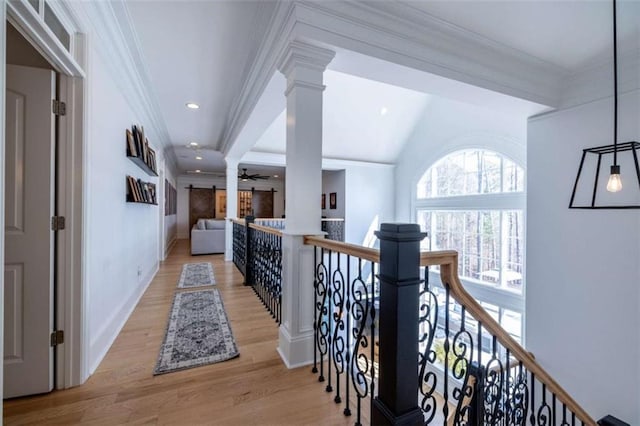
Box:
(415, 149), (525, 342)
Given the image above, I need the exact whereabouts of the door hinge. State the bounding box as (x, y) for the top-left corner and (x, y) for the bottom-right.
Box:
(51, 216), (66, 231)
(50, 330), (64, 347)
(52, 99), (66, 116)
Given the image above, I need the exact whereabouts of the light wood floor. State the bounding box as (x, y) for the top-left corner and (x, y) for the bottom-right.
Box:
(4, 240), (354, 425)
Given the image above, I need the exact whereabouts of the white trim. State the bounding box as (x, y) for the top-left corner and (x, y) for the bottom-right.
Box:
(6, 0), (89, 390)
(55, 72), (86, 389)
(242, 150), (395, 170)
(415, 193), (525, 211)
(6, 0), (84, 77)
(0, 0), (7, 412)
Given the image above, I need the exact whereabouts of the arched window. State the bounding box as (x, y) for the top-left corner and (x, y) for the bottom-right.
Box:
(416, 149), (525, 342)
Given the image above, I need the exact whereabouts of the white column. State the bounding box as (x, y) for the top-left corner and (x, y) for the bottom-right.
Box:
(224, 158), (239, 262)
(277, 41), (334, 368)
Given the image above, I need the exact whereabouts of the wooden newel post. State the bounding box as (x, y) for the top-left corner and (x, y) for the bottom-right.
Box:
(244, 215), (255, 286)
(372, 223), (426, 426)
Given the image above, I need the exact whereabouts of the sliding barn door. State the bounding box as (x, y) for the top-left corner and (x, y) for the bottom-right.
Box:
(189, 187), (215, 232)
(252, 190), (274, 218)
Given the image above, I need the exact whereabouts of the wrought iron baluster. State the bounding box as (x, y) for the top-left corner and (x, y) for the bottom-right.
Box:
(350, 258), (371, 426)
(537, 383), (551, 425)
(344, 255), (352, 417)
(327, 251), (333, 393)
(452, 306), (474, 425)
(316, 248), (329, 383)
(418, 265), (438, 423)
(312, 246), (318, 375)
(369, 261), (377, 423)
(530, 372), (536, 426)
(484, 335), (504, 425)
(443, 284), (450, 422)
(331, 253), (346, 404)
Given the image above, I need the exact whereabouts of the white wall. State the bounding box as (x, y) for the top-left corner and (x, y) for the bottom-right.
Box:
(84, 47), (164, 373)
(163, 166), (177, 258)
(177, 175), (284, 239)
(322, 170), (345, 219)
(344, 164), (395, 246)
(527, 89), (640, 424)
(394, 97), (527, 222)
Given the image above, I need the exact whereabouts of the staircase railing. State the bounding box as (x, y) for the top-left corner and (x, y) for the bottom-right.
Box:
(304, 223), (596, 426)
(230, 217), (282, 324)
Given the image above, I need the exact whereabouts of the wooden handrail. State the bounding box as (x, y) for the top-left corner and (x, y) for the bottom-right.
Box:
(432, 253), (596, 425)
(304, 235), (380, 263)
(248, 222), (283, 237)
(230, 218), (246, 225)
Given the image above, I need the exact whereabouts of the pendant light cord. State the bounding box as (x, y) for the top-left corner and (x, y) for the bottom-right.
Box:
(613, 0), (618, 166)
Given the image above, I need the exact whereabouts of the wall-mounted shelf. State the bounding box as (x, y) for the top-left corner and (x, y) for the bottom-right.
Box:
(126, 175), (157, 205)
(126, 125), (158, 176)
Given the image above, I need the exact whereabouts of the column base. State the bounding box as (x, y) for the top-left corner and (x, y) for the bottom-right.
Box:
(277, 326), (314, 369)
(372, 398), (424, 426)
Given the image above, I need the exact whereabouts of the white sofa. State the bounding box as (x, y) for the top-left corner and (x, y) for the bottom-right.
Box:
(191, 218), (226, 255)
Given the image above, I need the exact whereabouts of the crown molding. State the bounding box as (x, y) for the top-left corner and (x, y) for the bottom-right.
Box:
(220, 0), (569, 160)
(219, 1), (296, 155)
(560, 48), (640, 109)
(242, 150), (395, 170)
(63, 0), (179, 169)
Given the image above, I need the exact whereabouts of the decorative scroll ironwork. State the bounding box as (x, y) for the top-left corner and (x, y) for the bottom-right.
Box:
(249, 225), (282, 324)
(416, 265), (587, 426)
(232, 221), (246, 276)
(310, 246), (377, 426)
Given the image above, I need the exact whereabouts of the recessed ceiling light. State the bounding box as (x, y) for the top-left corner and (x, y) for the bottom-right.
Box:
(195, 169), (201, 173)
(196, 156), (203, 160)
(186, 102), (200, 109)
(189, 142), (198, 147)
(380, 107), (388, 116)
(273, 174), (279, 178)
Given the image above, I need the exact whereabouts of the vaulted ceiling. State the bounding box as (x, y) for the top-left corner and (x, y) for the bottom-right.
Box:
(124, 0), (639, 174)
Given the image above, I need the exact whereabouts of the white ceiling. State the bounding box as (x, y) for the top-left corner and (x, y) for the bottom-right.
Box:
(125, 0), (639, 174)
(253, 70), (431, 163)
(402, 0), (639, 71)
(125, 0), (277, 169)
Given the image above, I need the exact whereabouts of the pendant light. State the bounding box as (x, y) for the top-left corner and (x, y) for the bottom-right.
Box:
(568, 0), (640, 209)
(606, 0), (622, 193)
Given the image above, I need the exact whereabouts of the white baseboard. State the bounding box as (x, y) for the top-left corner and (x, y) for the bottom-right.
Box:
(88, 264), (158, 374)
(164, 237), (177, 259)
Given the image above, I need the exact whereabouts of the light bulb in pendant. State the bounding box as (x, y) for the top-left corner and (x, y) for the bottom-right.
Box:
(606, 165), (622, 192)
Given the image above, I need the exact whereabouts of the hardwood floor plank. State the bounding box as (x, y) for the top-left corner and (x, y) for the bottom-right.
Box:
(4, 240), (357, 425)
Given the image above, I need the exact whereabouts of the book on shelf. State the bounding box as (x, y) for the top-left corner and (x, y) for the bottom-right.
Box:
(126, 129), (137, 157)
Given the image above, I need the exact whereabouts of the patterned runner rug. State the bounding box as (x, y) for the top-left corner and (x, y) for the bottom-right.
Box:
(153, 289), (239, 375)
(177, 262), (215, 289)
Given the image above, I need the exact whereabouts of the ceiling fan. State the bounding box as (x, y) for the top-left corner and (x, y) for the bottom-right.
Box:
(238, 168), (269, 181)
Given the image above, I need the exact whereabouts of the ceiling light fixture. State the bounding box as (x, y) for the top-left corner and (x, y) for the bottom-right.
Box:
(380, 107), (388, 116)
(569, 0), (640, 209)
(195, 169), (201, 173)
(196, 156), (203, 160)
(186, 102), (200, 109)
(189, 142), (198, 147)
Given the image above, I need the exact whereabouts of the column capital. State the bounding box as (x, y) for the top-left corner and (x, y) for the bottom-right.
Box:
(225, 157), (240, 170)
(277, 40), (335, 79)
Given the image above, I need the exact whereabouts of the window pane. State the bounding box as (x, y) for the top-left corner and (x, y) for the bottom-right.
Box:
(501, 309), (522, 344)
(28, 0), (40, 13)
(503, 158), (525, 192)
(503, 210), (524, 294)
(44, 2), (71, 51)
(416, 149), (524, 198)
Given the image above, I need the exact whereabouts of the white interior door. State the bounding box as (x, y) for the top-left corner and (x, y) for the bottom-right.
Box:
(4, 64), (56, 398)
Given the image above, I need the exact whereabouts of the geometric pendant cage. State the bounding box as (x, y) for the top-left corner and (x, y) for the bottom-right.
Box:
(569, 141), (640, 209)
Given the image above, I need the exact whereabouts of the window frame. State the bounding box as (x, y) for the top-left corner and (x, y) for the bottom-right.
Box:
(414, 149), (526, 341)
